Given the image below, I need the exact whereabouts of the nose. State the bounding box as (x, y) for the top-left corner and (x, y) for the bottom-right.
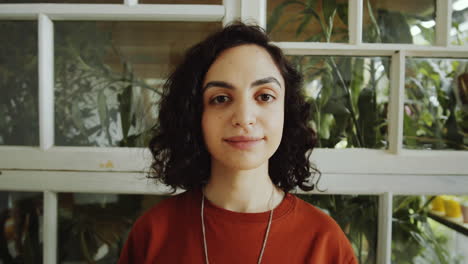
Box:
(231, 98), (256, 130)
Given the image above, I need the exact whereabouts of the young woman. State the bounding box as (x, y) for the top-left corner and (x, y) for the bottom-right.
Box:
(118, 22), (357, 264)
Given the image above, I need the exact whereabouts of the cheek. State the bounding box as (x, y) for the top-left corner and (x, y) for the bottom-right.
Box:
(201, 111), (221, 140)
(268, 102), (285, 130)
(269, 106), (285, 146)
(270, 115), (284, 138)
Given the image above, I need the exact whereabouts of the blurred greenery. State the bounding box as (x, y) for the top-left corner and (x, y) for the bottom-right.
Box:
(269, 0), (468, 263)
(363, 0), (435, 45)
(58, 194), (143, 263)
(451, 4), (468, 45)
(57, 193), (170, 263)
(1, 21), (160, 147)
(404, 58), (468, 150)
(0, 21), (39, 146)
(267, 0), (348, 42)
(290, 55), (389, 149)
(391, 196), (464, 264)
(0, 192), (43, 263)
(268, 1), (468, 149)
(54, 22), (160, 147)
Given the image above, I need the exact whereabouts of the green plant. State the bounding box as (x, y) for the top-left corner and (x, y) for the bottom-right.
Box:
(58, 194), (145, 263)
(54, 22), (160, 147)
(404, 58), (468, 150)
(0, 21), (39, 146)
(268, 0), (467, 263)
(0, 21), (160, 148)
(392, 196), (455, 264)
(267, 0), (348, 42)
(269, 1), (389, 149)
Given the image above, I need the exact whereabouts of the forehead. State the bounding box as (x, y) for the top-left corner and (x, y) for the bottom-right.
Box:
(203, 44), (284, 85)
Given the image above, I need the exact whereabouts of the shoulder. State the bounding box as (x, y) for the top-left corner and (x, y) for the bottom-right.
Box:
(290, 194), (358, 263)
(118, 191), (193, 263)
(131, 190), (190, 233)
(292, 195), (342, 232)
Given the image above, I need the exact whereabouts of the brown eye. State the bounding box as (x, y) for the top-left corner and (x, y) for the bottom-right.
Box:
(210, 95), (231, 104)
(257, 94), (275, 102)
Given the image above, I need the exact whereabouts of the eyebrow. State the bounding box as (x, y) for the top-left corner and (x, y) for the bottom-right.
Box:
(202, 77), (282, 91)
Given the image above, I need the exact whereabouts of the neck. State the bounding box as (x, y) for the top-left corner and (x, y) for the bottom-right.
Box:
(203, 160), (284, 213)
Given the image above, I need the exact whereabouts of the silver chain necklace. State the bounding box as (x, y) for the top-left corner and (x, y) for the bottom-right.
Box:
(201, 187), (275, 264)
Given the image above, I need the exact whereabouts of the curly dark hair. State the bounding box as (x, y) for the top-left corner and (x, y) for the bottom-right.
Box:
(148, 21), (320, 194)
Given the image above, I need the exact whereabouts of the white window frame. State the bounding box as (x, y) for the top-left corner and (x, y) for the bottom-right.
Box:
(0, 0), (467, 263)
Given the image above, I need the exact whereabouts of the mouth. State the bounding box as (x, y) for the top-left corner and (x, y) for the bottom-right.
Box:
(223, 136), (264, 150)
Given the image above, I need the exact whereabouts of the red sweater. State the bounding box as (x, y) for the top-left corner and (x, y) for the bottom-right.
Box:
(118, 188), (358, 263)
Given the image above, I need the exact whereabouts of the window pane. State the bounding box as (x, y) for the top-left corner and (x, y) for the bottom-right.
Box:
(404, 58), (468, 150)
(363, 0), (435, 45)
(291, 55), (390, 149)
(298, 194), (378, 264)
(54, 21), (221, 147)
(451, 0), (468, 45)
(140, 0), (221, 4)
(0, 191), (43, 264)
(392, 195), (468, 263)
(58, 193), (168, 263)
(0, 21), (39, 146)
(267, 0), (349, 42)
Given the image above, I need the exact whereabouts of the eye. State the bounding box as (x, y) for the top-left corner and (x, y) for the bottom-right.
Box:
(209, 95), (231, 105)
(257, 93), (275, 102)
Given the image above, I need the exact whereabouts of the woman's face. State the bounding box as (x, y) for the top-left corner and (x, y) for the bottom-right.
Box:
(201, 44), (285, 170)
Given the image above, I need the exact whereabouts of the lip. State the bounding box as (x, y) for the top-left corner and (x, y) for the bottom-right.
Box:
(223, 136), (264, 150)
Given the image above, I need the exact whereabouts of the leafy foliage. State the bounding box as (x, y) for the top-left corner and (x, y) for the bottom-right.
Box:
(267, 0), (348, 42)
(362, 0), (435, 45)
(404, 59), (468, 150)
(1, 21), (160, 147)
(268, 0), (467, 263)
(0, 21), (39, 146)
(54, 22), (160, 147)
(291, 55), (389, 149)
(391, 196), (455, 264)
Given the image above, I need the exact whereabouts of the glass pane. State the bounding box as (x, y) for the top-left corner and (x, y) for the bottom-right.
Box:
(392, 195), (468, 263)
(0, 191), (43, 264)
(451, 0), (468, 45)
(58, 193), (168, 263)
(298, 194), (378, 264)
(0, 21), (39, 146)
(140, 0), (221, 4)
(54, 21), (221, 147)
(363, 0), (435, 45)
(0, 0), (121, 2)
(291, 55), (390, 149)
(266, 0), (349, 42)
(404, 58), (468, 150)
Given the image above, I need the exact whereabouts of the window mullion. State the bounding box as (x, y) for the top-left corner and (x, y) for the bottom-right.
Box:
(43, 191), (58, 264)
(240, 0), (266, 28)
(0, 4), (225, 21)
(223, 0), (241, 26)
(377, 192), (393, 264)
(388, 50), (405, 154)
(348, 0), (363, 45)
(38, 14), (54, 150)
(435, 0), (452, 46)
(124, 0), (138, 6)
